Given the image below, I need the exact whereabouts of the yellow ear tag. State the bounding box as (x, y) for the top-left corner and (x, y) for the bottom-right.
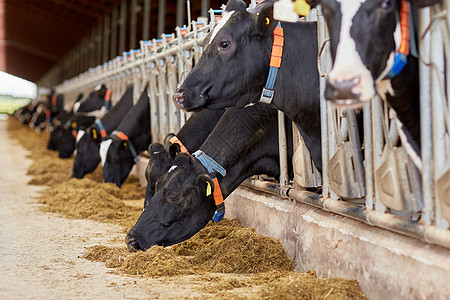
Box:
(71, 122), (77, 129)
(92, 129), (97, 140)
(265, 17), (270, 25)
(124, 142), (128, 147)
(206, 181), (212, 196)
(293, 0), (311, 17)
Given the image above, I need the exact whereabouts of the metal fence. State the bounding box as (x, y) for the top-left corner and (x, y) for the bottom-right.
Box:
(56, 3), (450, 249)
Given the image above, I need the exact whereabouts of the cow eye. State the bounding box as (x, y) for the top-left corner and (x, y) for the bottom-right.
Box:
(219, 41), (231, 50)
(381, 0), (391, 9)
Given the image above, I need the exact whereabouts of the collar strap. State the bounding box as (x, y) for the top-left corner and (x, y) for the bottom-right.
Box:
(259, 21), (284, 104)
(104, 89), (112, 110)
(192, 150), (227, 222)
(94, 119), (107, 138)
(72, 129), (78, 139)
(387, 0), (410, 79)
(45, 109), (51, 121)
(51, 95), (57, 107)
(112, 130), (140, 164)
(169, 136), (190, 156)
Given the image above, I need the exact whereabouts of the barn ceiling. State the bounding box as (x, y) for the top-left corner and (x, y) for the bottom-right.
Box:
(0, 0), (229, 84)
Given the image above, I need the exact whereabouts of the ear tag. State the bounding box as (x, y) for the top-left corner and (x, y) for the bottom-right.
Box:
(124, 142), (128, 147)
(92, 129), (97, 140)
(265, 17), (270, 25)
(206, 181), (212, 196)
(71, 122), (77, 129)
(273, 0), (300, 23)
(293, 0), (311, 17)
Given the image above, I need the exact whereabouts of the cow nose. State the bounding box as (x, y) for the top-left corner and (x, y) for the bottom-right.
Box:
(125, 232), (141, 252)
(172, 90), (186, 108)
(325, 77), (360, 100)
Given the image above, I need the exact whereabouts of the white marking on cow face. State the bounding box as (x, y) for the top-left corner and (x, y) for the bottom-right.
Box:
(73, 101), (81, 113)
(328, 0), (375, 103)
(168, 165), (178, 173)
(76, 130), (85, 144)
(208, 10), (235, 46)
(99, 139), (113, 167)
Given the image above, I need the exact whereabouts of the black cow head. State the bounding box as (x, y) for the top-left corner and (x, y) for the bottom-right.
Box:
(100, 137), (135, 187)
(73, 85), (109, 118)
(71, 128), (101, 178)
(307, 0), (439, 107)
(174, 0), (274, 111)
(126, 153), (216, 251)
(57, 120), (78, 159)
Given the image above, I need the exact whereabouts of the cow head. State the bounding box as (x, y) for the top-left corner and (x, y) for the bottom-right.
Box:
(173, 0), (274, 111)
(307, 0), (438, 106)
(126, 153), (216, 251)
(57, 120), (78, 159)
(73, 85), (110, 118)
(71, 128), (101, 178)
(100, 137), (135, 187)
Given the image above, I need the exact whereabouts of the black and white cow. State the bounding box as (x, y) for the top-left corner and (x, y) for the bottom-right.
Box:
(126, 103), (293, 250)
(145, 109), (225, 199)
(307, 0), (441, 152)
(100, 88), (152, 187)
(173, 0), (322, 171)
(72, 86), (133, 178)
(74, 84), (112, 120)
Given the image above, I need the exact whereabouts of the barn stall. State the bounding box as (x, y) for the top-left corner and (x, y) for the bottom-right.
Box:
(2, 0), (450, 299)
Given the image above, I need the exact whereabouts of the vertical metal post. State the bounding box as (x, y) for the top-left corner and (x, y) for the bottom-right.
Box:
(143, 0), (151, 41)
(364, 102), (374, 210)
(96, 22), (103, 67)
(201, 0), (210, 17)
(130, 0), (137, 50)
(419, 8), (434, 225)
(111, 6), (118, 59)
(177, 0), (185, 27)
(90, 30), (96, 68)
(278, 111), (289, 186)
(372, 96), (387, 213)
(157, 0), (166, 36)
(103, 15), (110, 63)
(119, 0), (127, 54)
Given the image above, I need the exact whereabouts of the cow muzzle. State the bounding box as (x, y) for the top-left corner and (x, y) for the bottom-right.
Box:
(172, 90), (186, 109)
(125, 232), (142, 252)
(324, 76), (365, 107)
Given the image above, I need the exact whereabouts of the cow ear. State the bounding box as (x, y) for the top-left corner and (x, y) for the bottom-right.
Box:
(149, 142), (167, 158)
(196, 174), (214, 197)
(173, 153), (191, 167)
(305, 0), (320, 8)
(98, 85), (107, 98)
(257, 4), (277, 33)
(168, 144), (181, 160)
(225, 0), (247, 12)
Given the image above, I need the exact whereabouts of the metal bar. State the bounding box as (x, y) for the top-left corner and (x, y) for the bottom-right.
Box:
(103, 15), (110, 63)
(278, 111), (289, 186)
(96, 21), (102, 67)
(177, 0), (185, 27)
(130, 0), (137, 50)
(201, 0), (210, 17)
(364, 102), (374, 210)
(372, 96), (387, 213)
(419, 8), (434, 225)
(143, 0), (151, 41)
(157, 0), (166, 36)
(119, 0), (127, 54)
(111, 6), (118, 59)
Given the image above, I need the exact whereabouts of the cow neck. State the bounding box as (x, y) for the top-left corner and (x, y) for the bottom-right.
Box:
(259, 21), (284, 104)
(169, 136), (191, 156)
(94, 119), (107, 139)
(111, 130), (140, 164)
(386, 0), (411, 79)
(192, 150), (227, 222)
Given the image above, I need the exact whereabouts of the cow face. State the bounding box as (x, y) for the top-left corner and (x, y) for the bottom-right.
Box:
(101, 138), (134, 187)
(71, 130), (101, 178)
(126, 154), (216, 251)
(174, 0), (272, 111)
(73, 85), (108, 118)
(144, 143), (174, 201)
(313, 0), (400, 106)
(57, 121), (77, 159)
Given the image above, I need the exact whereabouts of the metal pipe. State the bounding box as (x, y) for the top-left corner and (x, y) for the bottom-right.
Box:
(201, 0), (210, 17)
(96, 22), (103, 67)
(143, 0), (151, 41)
(111, 6), (118, 59)
(419, 8), (434, 225)
(364, 102), (374, 210)
(157, 0), (166, 36)
(177, 0), (185, 27)
(278, 111), (289, 186)
(103, 15), (110, 63)
(119, 0), (127, 54)
(130, 0), (137, 50)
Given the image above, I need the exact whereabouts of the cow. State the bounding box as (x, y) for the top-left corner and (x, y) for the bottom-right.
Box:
(145, 109), (225, 200)
(73, 84), (112, 120)
(126, 103), (294, 251)
(72, 86), (134, 178)
(173, 0), (322, 172)
(100, 88), (152, 187)
(306, 0), (441, 155)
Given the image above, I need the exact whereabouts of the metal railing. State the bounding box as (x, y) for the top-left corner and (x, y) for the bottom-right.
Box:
(56, 4), (450, 249)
